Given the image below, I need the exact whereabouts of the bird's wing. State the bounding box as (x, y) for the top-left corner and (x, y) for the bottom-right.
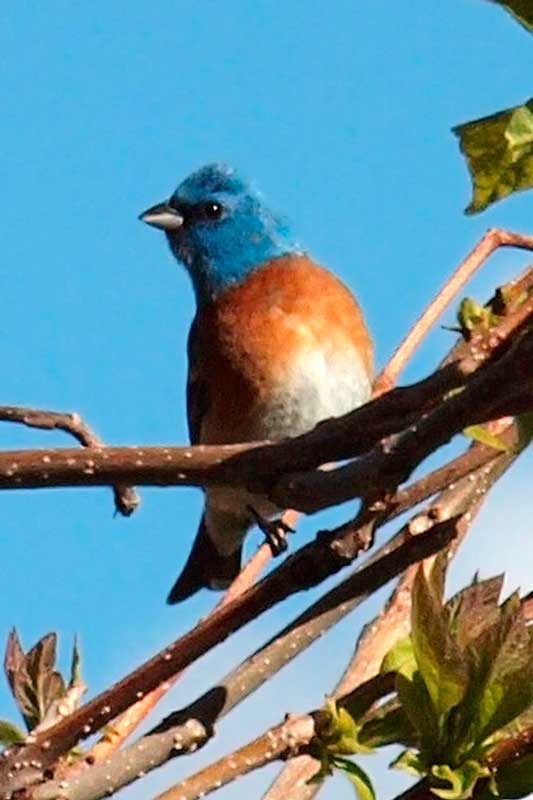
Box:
(186, 315), (209, 445)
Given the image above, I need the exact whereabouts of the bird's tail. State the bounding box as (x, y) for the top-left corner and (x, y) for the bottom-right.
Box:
(167, 515), (243, 604)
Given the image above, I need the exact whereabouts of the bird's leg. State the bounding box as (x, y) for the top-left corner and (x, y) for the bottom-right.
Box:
(247, 506), (295, 556)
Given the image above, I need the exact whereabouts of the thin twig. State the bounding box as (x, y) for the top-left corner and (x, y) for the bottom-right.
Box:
(373, 227), (533, 394)
(0, 406), (139, 516)
(149, 524), (475, 800)
(0, 323), (530, 508)
(391, 725), (533, 800)
(7, 418), (526, 799)
(0, 268), (531, 503)
(74, 543), (274, 770)
(1, 250), (527, 800)
(262, 440), (516, 800)
(32, 434), (521, 800)
(26, 521), (459, 800)
(153, 715), (317, 800)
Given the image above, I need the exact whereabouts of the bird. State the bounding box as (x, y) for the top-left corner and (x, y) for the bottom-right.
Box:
(140, 164), (374, 603)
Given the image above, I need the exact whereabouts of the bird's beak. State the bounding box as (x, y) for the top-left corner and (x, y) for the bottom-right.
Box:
(139, 202), (184, 231)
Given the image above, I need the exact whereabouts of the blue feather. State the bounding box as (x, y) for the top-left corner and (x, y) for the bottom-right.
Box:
(164, 164), (301, 303)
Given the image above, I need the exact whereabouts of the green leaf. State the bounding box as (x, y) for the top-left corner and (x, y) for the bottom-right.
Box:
(381, 637), (417, 680)
(493, 753), (533, 798)
(489, 0), (533, 32)
(430, 761), (490, 799)
(461, 594), (533, 750)
(0, 720), (25, 746)
(411, 566), (468, 719)
(489, 703), (533, 744)
(516, 412), (533, 450)
(333, 757), (376, 800)
(69, 637), (82, 689)
(4, 630), (67, 730)
(463, 426), (509, 452)
(391, 748), (427, 778)
(457, 298), (498, 336)
(358, 697), (417, 749)
(453, 99), (533, 214)
(396, 672), (440, 762)
(446, 575), (504, 651)
(322, 699), (372, 755)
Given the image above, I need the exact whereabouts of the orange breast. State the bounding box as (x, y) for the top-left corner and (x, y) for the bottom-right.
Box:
(192, 254), (373, 444)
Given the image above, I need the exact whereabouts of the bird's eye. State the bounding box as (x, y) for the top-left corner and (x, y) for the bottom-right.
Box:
(201, 202), (223, 221)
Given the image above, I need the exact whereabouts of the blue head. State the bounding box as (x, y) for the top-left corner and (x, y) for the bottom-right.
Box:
(140, 164), (301, 304)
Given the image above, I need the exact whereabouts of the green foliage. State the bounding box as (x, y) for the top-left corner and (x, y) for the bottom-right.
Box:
(486, 754), (533, 799)
(516, 412), (533, 449)
(410, 561), (468, 720)
(0, 720), (25, 746)
(489, 0), (533, 32)
(385, 568), (533, 798)
(309, 691), (397, 798)
(463, 426), (509, 452)
(430, 761), (490, 799)
(453, 286), (533, 455)
(456, 298), (500, 337)
(453, 99), (533, 214)
(312, 569), (532, 799)
(333, 757), (376, 800)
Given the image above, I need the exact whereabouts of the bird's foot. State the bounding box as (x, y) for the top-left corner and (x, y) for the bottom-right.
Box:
(247, 506), (295, 556)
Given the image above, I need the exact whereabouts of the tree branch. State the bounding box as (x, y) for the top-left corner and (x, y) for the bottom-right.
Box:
(0, 310), (531, 508)
(32, 432), (521, 800)
(1, 253), (531, 800)
(25, 521), (458, 800)
(374, 227), (533, 394)
(0, 259), (531, 504)
(4, 413), (525, 800)
(153, 715), (317, 800)
(0, 406), (139, 516)
(64, 543), (273, 773)
(262, 432), (518, 800)
(149, 499), (528, 800)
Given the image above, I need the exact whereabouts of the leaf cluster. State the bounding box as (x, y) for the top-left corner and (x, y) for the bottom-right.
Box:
(0, 631), (83, 747)
(312, 565), (533, 799)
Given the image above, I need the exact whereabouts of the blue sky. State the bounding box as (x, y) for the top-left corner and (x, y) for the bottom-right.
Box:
(2, 2), (532, 799)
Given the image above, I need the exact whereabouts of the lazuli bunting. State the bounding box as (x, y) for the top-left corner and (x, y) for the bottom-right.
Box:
(140, 164), (373, 603)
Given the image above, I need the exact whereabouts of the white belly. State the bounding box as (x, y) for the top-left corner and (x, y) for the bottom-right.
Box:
(206, 344), (371, 552)
(255, 344), (371, 439)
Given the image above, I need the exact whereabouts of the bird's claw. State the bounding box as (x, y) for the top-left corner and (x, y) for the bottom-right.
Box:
(247, 506), (295, 556)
